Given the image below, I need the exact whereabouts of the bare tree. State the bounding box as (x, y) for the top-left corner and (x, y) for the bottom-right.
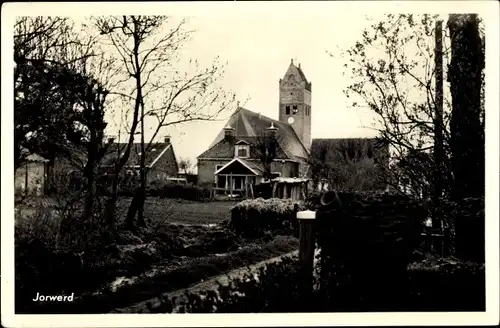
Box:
(95, 16), (236, 227)
(252, 126), (284, 180)
(308, 139), (385, 192)
(178, 158), (194, 175)
(338, 14), (455, 197)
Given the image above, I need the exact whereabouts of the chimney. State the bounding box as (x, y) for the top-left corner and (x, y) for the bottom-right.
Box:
(164, 136), (171, 144)
(266, 122), (278, 138)
(224, 124), (235, 142)
(299, 63), (301, 69)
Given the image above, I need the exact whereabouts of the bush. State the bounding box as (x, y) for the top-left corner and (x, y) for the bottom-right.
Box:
(15, 204), (170, 313)
(405, 258), (485, 311)
(226, 198), (305, 237)
(146, 181), (211, 201)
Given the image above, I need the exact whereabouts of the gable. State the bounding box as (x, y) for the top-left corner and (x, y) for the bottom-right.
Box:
(215, 158), (263, 175)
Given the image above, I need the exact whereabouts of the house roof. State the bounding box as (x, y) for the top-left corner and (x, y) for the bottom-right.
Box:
(199, 107), (309, 161)
(310, 138), (389, 164)
(198, 135), (289, 160)
(101, 142), (173, 168)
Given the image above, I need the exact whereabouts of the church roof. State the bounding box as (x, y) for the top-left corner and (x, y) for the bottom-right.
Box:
(283, 60), (311, 92)
(198, 107), (309, 161)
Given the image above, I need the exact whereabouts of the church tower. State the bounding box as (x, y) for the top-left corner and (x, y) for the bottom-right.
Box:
(279, 59), (312, 150)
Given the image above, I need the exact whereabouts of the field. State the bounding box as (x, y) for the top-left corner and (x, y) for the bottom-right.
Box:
(117, 197), (239, 225)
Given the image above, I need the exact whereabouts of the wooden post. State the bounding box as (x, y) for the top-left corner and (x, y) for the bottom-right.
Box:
(229, 173), (233, 196)
(297, 210), (316, 309)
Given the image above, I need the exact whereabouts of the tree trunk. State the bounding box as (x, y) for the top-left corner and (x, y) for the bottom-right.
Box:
(448, 14), (485, 200)
(106, 173), (119, 225)
(126, 21), (148, 228)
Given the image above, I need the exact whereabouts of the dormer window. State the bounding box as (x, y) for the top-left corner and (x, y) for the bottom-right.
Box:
(235, 145), (249, 158)
(235, 140), (250, 158)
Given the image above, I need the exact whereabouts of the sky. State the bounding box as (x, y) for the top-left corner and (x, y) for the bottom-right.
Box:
(109, 13), (381, 171)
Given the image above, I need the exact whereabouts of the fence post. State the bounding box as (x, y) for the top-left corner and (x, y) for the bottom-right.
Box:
(296, 209), (316, 310)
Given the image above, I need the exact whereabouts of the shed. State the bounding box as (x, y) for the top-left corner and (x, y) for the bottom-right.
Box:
(15, 153), (49, 196)
(260, 177), (310, 201)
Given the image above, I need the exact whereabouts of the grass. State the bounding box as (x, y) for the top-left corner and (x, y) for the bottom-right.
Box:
(116, 197), (238, 225)
(21, 235), (299, 314)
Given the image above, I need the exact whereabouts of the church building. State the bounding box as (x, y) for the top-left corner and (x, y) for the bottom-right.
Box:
(197, 59), (388, 196)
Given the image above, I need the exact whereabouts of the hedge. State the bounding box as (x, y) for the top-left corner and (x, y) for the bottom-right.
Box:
(314, 192), (427, 308)
(226, 198), (305, 237)
(405, 258), (485, 311)
(148, 256), (484, 313)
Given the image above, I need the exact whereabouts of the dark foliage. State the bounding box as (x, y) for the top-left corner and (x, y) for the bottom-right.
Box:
(150, 255), (484, 313)
(441, 197), (485, 262)
(405, 259), (485, 311)
(314, 191), (426, 310)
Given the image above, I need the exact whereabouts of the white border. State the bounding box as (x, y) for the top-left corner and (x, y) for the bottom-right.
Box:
(2, 1), (499, 327)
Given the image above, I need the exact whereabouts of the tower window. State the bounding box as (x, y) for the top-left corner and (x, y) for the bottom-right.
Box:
(285, 106), (290, 115)
(292, 105), (298, 114)
(306, 106), (310, 116)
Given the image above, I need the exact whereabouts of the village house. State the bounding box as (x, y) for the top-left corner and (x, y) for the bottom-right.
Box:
(43, 136), (179, 194)
(197, 59), (390, 197)
(100, 136), (179, 185)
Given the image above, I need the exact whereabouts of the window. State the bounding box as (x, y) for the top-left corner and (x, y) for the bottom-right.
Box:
(292, 105), (298, 114)
(215, 164), (224, 173)
(305, 106), (310, 116)
(216, 175), (226, 188)
(236, 145), (249, 158)
(271, 172), (281, 179)
(285, 106), (290, 115)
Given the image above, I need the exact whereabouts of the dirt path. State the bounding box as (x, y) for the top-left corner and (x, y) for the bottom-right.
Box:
(113, 249), (320, 313)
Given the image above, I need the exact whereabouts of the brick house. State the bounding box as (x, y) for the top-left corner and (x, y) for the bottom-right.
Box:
(47, 136), (179, 194)
(100, 136), (179, 185)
